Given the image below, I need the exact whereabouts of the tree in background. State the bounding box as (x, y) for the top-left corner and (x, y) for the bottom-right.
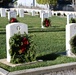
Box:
(0, 0), (17, 7)
(36, 0), (57, 5)
(36, 0), (57, 9)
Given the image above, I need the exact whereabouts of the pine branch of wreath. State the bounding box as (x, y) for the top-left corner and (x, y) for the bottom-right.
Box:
(43, 18), (51, 27)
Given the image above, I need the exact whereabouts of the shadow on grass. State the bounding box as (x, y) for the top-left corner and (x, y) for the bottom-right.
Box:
(36, 53), (60, 61)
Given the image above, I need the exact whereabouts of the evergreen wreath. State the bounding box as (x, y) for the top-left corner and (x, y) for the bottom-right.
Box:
(9, 17), (18, 23)
(9, 32), (36, 64)
(70, 35), (76, 55)
(70, 18), (76, 23)
(43, 18), (51, 27)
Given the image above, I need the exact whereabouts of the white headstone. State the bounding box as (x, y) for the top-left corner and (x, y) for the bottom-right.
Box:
(19, 9), (24, 17)
(67, 14), (75, 25)
(1, 8), (6, 17)
(41, 13), (49, 28)
(32, 10), (35, 16)
(51, 11), (54, 16)
(47, 4), (49, 10)
(6, 23), (28, 62)
(8, 11), (16, 20)
(66, 23), (76, 57)
(48, 10), (52, 17)
(67, 14), (70, 25)
(16, 9), (19, 16)
(73, 14), (75, 18)
(70, 14), (74, 18)
(40, 10), (45, 18)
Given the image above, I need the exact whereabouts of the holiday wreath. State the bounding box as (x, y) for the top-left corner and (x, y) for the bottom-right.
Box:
(43, 18), (51, 27)
(9, 18), (18, 23)
(70, 18), (76, 23)
(9, 32), (36, 64)
(70, 35), (76, 55)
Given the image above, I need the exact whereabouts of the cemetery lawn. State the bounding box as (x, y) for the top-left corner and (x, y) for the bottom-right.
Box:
(0, 15), (76, 72)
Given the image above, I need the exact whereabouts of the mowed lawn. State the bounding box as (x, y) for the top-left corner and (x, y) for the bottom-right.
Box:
(0, 15), (76, 72)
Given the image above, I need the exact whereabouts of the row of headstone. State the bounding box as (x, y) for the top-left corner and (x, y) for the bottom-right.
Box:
(8, 9), (25, 20)
(6, 10), (52, 62)
(6, 12), (50, 62)
(0, 8), (24, 19)
(6, 9), (52, 63)
(40, 10), (52, 18)
(0, 8), (52, 19)
(6, 23), (76, 62)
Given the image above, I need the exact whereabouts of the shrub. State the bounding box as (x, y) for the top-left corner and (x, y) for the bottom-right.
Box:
(43, 18), (51, 27)
(54, 13), (56, 16)
(38, 12), (40, 15)
(70, 18), (76, 23)
(70, 35), (76, 55)
(57, 13), (61, 16)
(63, 13), (66, 16)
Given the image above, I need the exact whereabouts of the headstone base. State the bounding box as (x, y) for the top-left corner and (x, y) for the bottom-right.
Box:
(67, 50), (76, 57)
(0, 59), (43, 67)
(41, 25), (45, 28)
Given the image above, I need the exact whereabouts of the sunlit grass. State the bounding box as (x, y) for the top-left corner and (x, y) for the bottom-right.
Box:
(1, 15), (75, 72)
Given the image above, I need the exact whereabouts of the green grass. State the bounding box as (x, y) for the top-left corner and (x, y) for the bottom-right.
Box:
(31, 31), (65, 57)
(0, 15), (76, 72)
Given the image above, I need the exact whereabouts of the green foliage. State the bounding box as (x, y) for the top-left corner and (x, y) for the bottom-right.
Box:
(57, 13), (61, 16)
(70, 18), (76, 23)
(0, 34), (6, 59)
(9, 32), (36, 64)
(49, 0), (57, 5)
(43, 18), (51, 27)
(36, 0), (57, 5)
(63, 13), (66, 16)
(9, 18), (18, 23)
(70, 35), (76, 55)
